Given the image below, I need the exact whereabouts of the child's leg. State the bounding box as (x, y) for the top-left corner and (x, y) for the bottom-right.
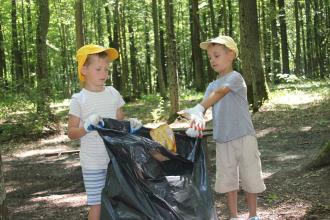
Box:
(245, 192), (257, 218)
(227, 191), (238, 218)
(88, 204), (101, 220)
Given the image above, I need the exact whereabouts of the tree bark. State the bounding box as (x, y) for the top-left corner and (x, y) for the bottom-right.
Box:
(294, 0), (302, 75)
(306, 141), (330, 170)
(152, 0), (167, 98)
(189, 0), (204, 92)
(239, 0), (268, 112)
(164, 0), (179, 122)
(261, 0), (271, 82)
(278, 0), (290, 75)
(74, 0), (84, 49)
(36, 0), (51, 115)
(0, 16), (6, 91)
(112, 0), (121, 91)
(11, 0), (23, 89)
(270, 0), (281, 83)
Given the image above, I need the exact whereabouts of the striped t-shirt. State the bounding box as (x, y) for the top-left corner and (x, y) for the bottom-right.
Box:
(69, 86), (125, 169)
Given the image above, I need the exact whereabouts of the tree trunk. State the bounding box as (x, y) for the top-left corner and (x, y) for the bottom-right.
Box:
(305, 0), (314, 77)
(74, 0), (84, 49)
(313, 0), (325, 78)
(208, 0), (217, 36)
(227, 0), (233, 37)
(261, 0), (271, 82)
(36, 0), (51, 115)
(158, 0), (167, 88)
(164, 0), (179, 122)
(270, 0), (281, 83)
(239, 0), (268, 112)
(294, 0), (302, 75)
(0, 17), (6, 91)
(144, 11), (152, 94)
(222, 0), (228, 34)
(11, 0), (23, 90)
(152, 0), (167, 99)
(112, 0), (121, 91)
(278, 0), (290, 75)
(128, 15), (139, 98)
(189, 0), (204, 92)
(118, 1), (129, 98)
(0, 152), (9, 220)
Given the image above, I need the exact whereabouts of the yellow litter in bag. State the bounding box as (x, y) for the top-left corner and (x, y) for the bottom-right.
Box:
(150, 124), (176, 153)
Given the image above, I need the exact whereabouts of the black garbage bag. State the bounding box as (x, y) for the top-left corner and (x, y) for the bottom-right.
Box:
(98, 118), (218, 220)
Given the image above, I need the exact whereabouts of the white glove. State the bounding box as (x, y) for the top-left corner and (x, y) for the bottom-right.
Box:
(83, 114), (104, 132)
(184, 104), (205, 131)
(128, 118), (143, 133)
(185, 128), (203, 138)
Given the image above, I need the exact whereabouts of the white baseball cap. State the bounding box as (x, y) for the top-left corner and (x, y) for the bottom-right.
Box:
(200, 35), (239, 58)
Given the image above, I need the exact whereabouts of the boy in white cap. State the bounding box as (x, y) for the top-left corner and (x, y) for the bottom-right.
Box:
(183, 36), (266, 220)
(67, 44), (142, 220)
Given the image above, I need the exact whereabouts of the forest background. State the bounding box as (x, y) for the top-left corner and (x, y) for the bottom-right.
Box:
(0, 0), (329, 219)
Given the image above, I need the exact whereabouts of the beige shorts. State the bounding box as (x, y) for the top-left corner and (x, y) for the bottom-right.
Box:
(215, 135), (266, 193)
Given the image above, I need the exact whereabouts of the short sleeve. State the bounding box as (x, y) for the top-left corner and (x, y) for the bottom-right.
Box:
(107, 86), (125, 108)
(204, 82), (214, 100)
(223, 72), (244, 93)
(69, 94), (81, 118)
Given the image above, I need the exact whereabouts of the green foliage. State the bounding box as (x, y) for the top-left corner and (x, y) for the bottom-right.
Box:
(0, 95), (58, 145)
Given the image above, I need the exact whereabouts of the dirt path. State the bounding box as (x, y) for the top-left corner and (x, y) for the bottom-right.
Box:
(2, 93), (330, 219)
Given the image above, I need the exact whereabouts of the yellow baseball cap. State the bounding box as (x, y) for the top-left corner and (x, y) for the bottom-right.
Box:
(200, 35), (239, 58)
(76, 44), (119, 82)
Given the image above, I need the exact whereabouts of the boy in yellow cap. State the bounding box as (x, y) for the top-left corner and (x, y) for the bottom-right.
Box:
(67, 44), (142, 220)
(182, 36), (266, 220)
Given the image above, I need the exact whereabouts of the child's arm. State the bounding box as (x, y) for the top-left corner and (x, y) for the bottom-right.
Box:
(68, 115), (87, 140)
(200, 86), (231, 110)
(116, 107), (125, 120)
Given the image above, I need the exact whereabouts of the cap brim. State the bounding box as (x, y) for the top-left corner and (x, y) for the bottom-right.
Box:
(105, 48), (119, 61)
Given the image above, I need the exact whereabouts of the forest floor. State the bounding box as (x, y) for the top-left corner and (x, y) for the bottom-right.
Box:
(1, 81), (330, 220)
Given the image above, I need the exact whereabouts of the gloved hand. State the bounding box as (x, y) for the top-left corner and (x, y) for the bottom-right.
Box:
(128, 118), (143, 133)
(185, 128), (203, 138)
(184, 104), (205, 131)
(83, 114), (104, 132)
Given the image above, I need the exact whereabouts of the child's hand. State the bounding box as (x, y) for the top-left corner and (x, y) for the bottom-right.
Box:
(84, 114), (104, 132)
(128, 118), (143, 133)
(181, 104), (205, 131)
(185, 128), (203, 138)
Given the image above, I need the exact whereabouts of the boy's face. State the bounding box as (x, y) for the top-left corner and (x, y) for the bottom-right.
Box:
(207, 44), (235, 74)
(81, 55), (110, 89)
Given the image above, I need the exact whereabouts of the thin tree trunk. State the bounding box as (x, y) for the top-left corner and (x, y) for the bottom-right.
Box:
(208, 0), (217, 36)
(313, 0), (325, 78)
(278, 0), (290, 75)
(270, 0), (281, 83)
(222, 0), (228, 34)
(144, 11), (152, 94)
(189, 0), (204, 92)
(294, 0), (302, 75)
(74, 0), (84, 49)
(118, 1), (129, 98)
(305, 0), (314, 77)
(261, 0), (271, 82)
(128, 15), (139, 98)
(35, 0), (51, 115)
(239, 0), (268, 111)
(164, 0), (179, 122)
(11, 0), (23, 90)
(0, 16), (6, 91)
(112, 0), (121, 91)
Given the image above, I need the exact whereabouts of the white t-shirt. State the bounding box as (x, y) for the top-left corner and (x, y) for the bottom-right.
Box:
(69, 86), (125, 169)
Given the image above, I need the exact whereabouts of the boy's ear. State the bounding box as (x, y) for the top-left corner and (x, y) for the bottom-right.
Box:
(81, 65), (87, 76)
